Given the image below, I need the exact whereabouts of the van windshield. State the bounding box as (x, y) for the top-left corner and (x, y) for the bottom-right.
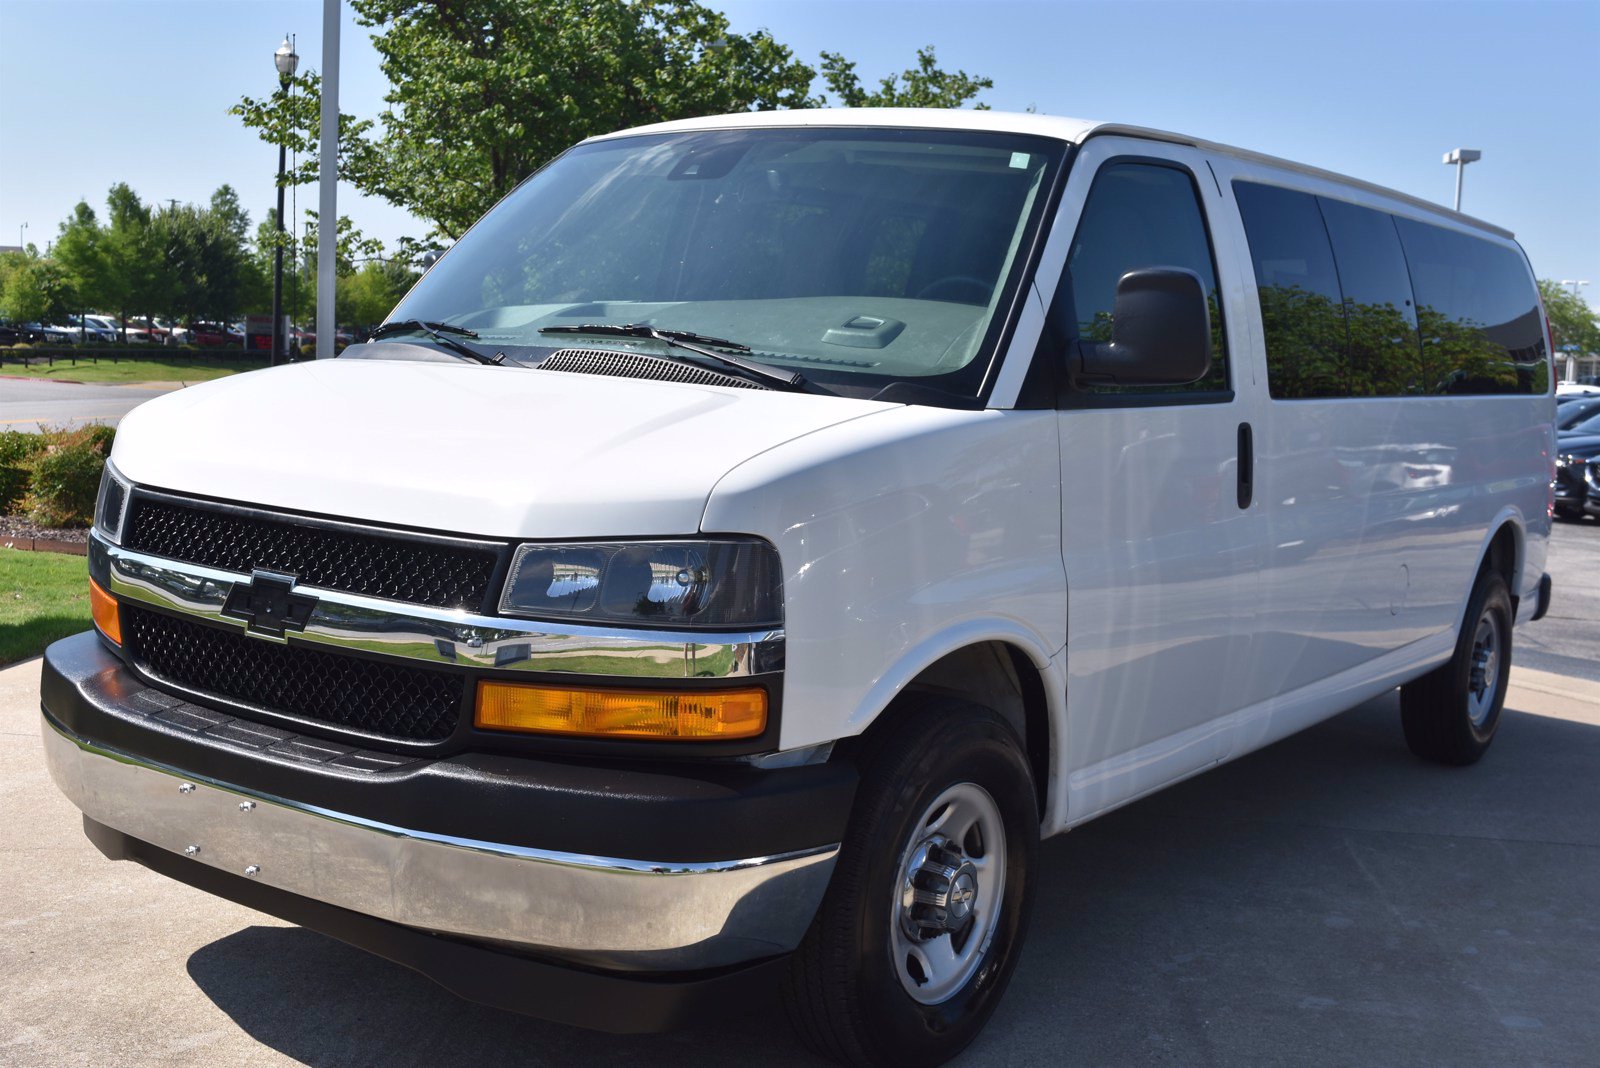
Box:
(386, 126), (1066, 399)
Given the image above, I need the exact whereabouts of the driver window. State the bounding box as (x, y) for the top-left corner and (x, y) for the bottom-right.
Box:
(1058, 161), (1229, 395)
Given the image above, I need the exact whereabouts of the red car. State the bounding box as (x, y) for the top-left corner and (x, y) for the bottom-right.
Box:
(189, 322), (244, 347)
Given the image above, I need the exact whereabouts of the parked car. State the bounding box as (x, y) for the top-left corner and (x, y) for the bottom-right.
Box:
(188, 322), (244, 347)
(20, 322), (76, 344)
(67, 315), (118, 345)
(0, 321), (22, 346)
(1555, 395), (1600, 431)
(144, 318), (188, 344)
(45, 111), (1557, 1065)
(1554, 410), (1600, 519)
(1584, 458), (1600, 519)
(294, 326), (356, 355)
(1557, 381), (1600, 396)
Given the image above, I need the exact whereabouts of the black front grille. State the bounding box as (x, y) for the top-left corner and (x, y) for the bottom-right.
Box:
(123, 607), (463, 742)
(124, 494), (501, 611)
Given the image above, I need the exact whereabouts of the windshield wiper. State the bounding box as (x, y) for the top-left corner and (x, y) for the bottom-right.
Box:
(539, 323), (808, 392)
(369, 319), (503, 365)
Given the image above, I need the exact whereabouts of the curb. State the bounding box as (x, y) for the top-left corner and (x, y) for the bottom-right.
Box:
(1508, 666), (1600, 707)
(1, 373), (86, 385)
(0, 537), (87, 557)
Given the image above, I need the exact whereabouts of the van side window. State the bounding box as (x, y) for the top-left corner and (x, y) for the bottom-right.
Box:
(1231, 182), (1348, 398)
(1236, 179), (1550, 399)
(1316, 198), (1423, 397)
(1393, 218), (1549, 395)
(1061, 162), (1228, 394)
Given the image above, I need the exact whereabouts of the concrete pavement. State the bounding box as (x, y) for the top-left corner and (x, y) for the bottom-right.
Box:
(0, 378), (183, 432)
(1, 654), (1596, 1066)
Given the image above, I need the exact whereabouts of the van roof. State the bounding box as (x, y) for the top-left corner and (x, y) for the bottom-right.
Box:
(592, 108), (1513, 240)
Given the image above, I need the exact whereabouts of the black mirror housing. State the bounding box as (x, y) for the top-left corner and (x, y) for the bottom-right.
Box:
(1073, 267), (1212, 387)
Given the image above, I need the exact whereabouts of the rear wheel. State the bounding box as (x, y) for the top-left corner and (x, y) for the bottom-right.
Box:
(784, 698), (1037, 1067)
(1401, 569), (1513, 765)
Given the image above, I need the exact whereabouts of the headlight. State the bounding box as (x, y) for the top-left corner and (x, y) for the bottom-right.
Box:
(94, 462), (131, 543)
(499, 538), (782, 629)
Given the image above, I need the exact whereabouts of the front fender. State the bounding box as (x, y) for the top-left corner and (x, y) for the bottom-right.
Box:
(702, 405), (1065, 754)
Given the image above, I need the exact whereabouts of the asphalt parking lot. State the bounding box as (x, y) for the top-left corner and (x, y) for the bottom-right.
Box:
(2, 653), (1597, 1066)
(1519, 514), (1600, 682)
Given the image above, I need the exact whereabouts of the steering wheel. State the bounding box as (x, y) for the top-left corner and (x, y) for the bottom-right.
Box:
(914, 275), (994, 304)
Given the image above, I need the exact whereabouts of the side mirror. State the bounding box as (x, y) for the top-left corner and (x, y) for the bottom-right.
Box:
(1074, 267), (1212, 387)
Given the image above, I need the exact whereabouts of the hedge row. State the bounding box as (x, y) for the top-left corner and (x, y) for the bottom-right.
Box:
(0, 426), (114, 527)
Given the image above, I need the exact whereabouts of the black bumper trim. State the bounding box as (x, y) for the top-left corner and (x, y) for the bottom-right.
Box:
(83, 817), (784, 1034)
(43, 631), (855, 864)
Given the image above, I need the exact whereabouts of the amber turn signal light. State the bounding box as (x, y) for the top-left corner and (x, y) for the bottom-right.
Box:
(475, 681), (766, 741)
(89, 577), (121, 646)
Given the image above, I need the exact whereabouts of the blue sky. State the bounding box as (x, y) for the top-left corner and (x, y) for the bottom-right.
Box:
(1, 0), (1596, 308)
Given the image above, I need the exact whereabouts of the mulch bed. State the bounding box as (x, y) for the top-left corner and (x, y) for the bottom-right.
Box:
(0, 517), (89, 556)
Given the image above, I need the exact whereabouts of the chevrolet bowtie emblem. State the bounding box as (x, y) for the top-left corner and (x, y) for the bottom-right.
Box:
(221, 570), (317, 639)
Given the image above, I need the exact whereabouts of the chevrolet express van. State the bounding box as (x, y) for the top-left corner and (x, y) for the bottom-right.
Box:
(42, 110), (1555, 1066)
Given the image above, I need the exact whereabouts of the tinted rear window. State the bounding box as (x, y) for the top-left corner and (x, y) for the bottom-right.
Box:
(1393, 218), (1548, 395)
(1235, 179), (1547, 398)
(1318, 197), (1422, 397)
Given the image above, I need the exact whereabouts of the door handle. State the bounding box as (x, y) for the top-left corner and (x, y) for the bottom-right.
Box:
(1237, 422), (1254, 510)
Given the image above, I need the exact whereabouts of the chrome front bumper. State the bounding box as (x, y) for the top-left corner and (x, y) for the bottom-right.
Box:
(42, 712), (838, 970)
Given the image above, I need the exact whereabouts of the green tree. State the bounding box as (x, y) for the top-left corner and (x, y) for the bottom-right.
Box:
(339, 258), (420, 326)
(103, 183), (161, 337)
(0, 254), (75, 325)
(148, 197), (251, 330)
(53, 201), (114, 336)
(816, 46), (991, 109)
(231, 1), (989, 242)
(1538, 279), (1600, 357)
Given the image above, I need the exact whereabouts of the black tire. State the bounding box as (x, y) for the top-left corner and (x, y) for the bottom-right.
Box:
(1554, 505), (1583, 522)
(783, 698), (1037, 1067)
(1400, 569), (1513, 765)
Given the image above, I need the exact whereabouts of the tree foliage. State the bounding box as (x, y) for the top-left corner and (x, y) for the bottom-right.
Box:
(1538, 279), (1600, 357)
(339, 258), (421, 326)
(816, 46), (992, 109)
(231, 0), (991, 241)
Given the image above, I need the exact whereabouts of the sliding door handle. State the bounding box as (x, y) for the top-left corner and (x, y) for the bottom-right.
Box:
(1237, 422), (1254, 510)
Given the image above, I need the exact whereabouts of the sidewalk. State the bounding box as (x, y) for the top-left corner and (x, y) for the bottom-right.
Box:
(1, 653), (1597, 1066)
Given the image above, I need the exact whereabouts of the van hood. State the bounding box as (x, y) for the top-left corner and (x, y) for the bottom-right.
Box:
(111, 359), (893, 538)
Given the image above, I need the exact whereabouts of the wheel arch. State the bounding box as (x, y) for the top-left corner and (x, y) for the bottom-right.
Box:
(841, 623), (1063, 822)
(1467, 509), (1526, 619)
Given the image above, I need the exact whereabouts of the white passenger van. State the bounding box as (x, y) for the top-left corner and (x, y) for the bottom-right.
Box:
(43, 110), (1555, 1065)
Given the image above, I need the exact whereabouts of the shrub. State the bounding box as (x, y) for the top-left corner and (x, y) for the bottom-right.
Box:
(0, 466), (27, 515)
(80, 423), (116, 458)
(24, 441), (106, 527)
(0, 430), (45, 466)
(0, 431), (46, 516)
(7, 425), (116, 526)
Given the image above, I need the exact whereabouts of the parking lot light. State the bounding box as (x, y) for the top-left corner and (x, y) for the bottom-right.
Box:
(1443, 148), (1481, 212)
(270, 35), (299, 367)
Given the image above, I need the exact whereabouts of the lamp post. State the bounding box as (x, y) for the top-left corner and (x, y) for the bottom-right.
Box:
(270, 34), (298, 366)
(1442, 148), (1481, 212)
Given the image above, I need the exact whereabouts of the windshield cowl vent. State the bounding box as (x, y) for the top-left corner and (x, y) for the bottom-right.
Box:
(537, 348), (765, 390)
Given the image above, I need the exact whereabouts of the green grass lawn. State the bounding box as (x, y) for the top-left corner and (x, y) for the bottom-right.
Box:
(0, 549), (91, 666)
(0, 353), (269, 384)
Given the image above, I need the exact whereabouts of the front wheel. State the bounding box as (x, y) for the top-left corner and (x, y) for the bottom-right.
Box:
(1400, 569), (1513, 765)
(784, 699), (1038, 1067)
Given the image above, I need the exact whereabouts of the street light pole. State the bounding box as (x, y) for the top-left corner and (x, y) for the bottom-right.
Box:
(19, 222), (27, 250)
(270, 35), (299, 367)
(1442, 148), (1481, 212)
